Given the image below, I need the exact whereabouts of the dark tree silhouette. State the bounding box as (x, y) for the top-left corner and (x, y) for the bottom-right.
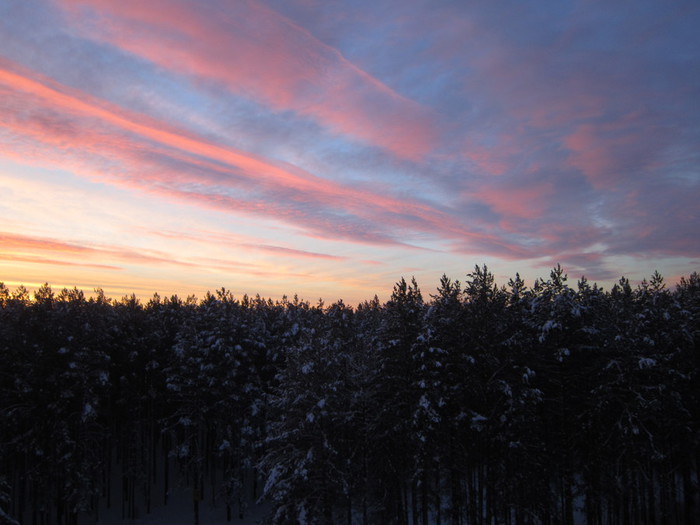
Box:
(1, 268), (698, 524)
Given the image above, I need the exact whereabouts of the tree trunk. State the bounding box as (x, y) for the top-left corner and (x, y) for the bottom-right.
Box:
(683, 460), (696, 525)
(421, 468), (429, 525)
(450, 465), (461, 525)
(412, 479), (418, 525)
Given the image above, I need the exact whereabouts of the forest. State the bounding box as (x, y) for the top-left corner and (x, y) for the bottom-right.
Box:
(0, 266), (698, 525)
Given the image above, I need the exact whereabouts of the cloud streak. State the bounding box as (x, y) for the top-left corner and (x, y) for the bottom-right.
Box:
(0, 231), (202, 270)
(0, 58), (516, 255)
(55, 0), (437, 160)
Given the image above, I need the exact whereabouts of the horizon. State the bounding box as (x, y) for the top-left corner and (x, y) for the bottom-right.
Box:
(1, 0), (699, 304)
(0, 265), (692, 308)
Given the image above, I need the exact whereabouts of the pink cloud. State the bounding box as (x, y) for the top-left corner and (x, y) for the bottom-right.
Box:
(462, 147), (511, 177)
(563, 112), (664, 189)
(563, 124), (624, 189)
(55, 0), (437, 160)
(246, 244), (347, 261)
(0, 59), (505, 252)
(0, 60), (380, 206)
(474, 182), (555, 222)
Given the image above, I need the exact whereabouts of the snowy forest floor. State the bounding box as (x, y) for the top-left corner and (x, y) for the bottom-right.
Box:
(77, 487), (271, 524)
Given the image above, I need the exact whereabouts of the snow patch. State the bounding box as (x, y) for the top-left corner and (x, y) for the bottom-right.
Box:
(82, 403), (95, 421)
(638, 357), (657, 369)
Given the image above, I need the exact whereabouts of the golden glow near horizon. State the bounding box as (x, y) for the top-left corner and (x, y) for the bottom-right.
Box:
(1, 1), (698, 304)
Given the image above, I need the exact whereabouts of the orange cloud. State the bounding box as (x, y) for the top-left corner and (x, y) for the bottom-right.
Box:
(1, 231), (90, 254)
(1, 231), (194, 270)
(0, 253), (121, 271)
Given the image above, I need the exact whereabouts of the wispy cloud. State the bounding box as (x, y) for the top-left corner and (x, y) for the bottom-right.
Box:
(244, 244), (347, 261)
(0, 253), (121, 271)
(1, 231), (197, 270)
(0, 58), (513, 253)
(55, 0), (437, 160)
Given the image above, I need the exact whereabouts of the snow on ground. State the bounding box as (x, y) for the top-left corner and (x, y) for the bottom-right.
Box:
(79, 489), (271, 525)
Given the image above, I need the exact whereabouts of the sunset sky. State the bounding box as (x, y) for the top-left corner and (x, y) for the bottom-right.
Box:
(1, 0), (699, 304)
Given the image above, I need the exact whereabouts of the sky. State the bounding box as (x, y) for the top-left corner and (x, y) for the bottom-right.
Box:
(1, 0), (699, 304)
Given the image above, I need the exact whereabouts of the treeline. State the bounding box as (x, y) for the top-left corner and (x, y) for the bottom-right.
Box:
(0, 266), (698, 525)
